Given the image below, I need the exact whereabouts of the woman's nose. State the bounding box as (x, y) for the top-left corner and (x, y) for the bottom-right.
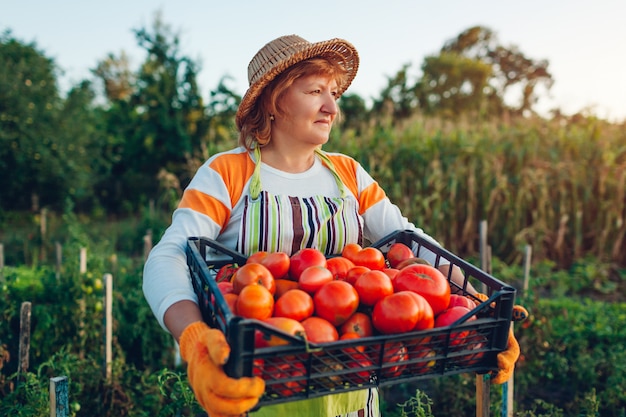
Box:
(321, 93), (338, 115)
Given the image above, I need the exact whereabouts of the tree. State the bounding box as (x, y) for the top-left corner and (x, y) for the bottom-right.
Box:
(0, 31), (63, 210)
(416, 53), (494, 117)
(441, 26), (553, 115)
(95, 13), (209, 210)
(372, 64), (420, 120)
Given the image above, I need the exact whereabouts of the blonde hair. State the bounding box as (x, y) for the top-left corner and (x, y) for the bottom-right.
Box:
(238, 58), (349, 150)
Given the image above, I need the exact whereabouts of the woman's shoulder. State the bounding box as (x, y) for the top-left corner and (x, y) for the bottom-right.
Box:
(205, 147), (255, 172)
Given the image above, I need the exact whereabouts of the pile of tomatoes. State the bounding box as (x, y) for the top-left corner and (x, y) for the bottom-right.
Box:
(212, 241), (480, 349)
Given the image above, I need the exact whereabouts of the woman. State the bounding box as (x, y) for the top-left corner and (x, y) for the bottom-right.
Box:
(143, 34), (522, 417)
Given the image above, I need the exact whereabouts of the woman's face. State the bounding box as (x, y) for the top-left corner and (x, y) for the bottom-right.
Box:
(272, 74), (339, 148)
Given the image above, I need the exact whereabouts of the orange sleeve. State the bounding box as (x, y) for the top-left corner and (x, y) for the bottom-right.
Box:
(178, 152), (256, 228)
(328, 154), (387, 214)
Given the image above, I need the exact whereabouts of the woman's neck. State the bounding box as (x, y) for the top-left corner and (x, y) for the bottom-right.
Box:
(259, 143), (318, 173)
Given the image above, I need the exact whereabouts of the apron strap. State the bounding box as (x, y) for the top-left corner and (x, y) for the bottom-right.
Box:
(250, 146), (263, 200)
(315, 148), (348, 198)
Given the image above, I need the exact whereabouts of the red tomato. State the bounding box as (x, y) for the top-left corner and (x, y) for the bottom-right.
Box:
(274, 289), (314, 322)
(339, 311), (374, 337)
(247, 251), (291, 279)
(326, 256), (355, 280)
(256, 316), (307, 347)
(343, 265), (371, 286)
(313, 281), (360, 327)
(298, 265), (334, 294)
(409, 344), (437, 374)
(434, 305), (476, 346)
(231, 263), (276, 295)
(371, 291), (419, 334)
(345, 352), (373, 381)
(289, 248), (327, 281)
(223, 293), (238, 315)
(274, 279), (299, 299)
(404, 291), (435, 331)
(354, 270), (394, 307)
(386, 242), (414, 268)
(396, 257), (432, 269)
(342, 243), (386, 270)
(339, 331), (366, 354)
(264, 361), (306, 396)
(236, 284), (274, 320)
(381, 341), (408, 378)
(381, 268), (400, 281)
(217, 281), (234, 295)
(301, 316), (339, 343)
(215, 263), (239, 283)
(448, 294), (477, 310)
(393, 264), (450, 315)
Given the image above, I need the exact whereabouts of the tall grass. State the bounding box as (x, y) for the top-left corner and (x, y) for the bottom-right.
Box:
(330, 115), (626, 268)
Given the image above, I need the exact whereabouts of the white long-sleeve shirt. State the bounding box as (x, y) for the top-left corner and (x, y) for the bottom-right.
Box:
(143, 147), (442, 330)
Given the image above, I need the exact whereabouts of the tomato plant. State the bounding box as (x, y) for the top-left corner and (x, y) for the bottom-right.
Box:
(339, 311), (374, 337)
(313, 280), (360, 327)
(247, 251), (291, 279)
(326, 256), (355, 280)
(273, 289), (314, 322)
(371, 291), (420, 334)
(236, 284), (274, 320)
(301, 316), (339, 343)
(354, 270), (394, 307)
(298, 265), (334, 294)
(231, 263), (276, 295)
(289, 248), (327, 281)
(386, 242), (414, 268)
(342, 243), (386, 270)
(393, 264), (450, 315)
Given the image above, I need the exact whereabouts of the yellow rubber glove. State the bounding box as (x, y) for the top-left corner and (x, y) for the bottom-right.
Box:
(473, 293), (528, 322)
(472, 293), (527, 384)
(491, 327), (520, 384)
(179, 321), (265, 417)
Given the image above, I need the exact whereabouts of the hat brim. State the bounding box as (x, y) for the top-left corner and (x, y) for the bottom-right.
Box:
(235, 38), (359, 129)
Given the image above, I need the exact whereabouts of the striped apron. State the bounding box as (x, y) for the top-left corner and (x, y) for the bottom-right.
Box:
(241, 147), (379, 417)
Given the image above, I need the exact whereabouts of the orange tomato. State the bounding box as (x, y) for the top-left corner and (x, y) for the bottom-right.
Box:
(236, 284), (274, 320)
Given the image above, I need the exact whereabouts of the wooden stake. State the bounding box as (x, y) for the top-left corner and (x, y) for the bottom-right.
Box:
(0, 243), (4, 283)
(55, 242), (62, 281)
(50, 376), (69, 417)
(477, 220), (490, 417)
(476, 374), (490, 417)
(18, 301), (32, 374)
(103, 273), (113, 381)
(79, 247), (87, 274)
(522, 245), (532, 295)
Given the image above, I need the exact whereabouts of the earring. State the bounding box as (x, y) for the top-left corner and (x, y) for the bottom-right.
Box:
(270, 115), (275, 121)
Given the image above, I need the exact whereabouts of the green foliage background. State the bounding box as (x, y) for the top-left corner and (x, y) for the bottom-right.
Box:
(1, 15), (626, 417)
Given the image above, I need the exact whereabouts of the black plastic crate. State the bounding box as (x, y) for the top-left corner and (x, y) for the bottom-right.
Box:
(186, 229), (516, 408)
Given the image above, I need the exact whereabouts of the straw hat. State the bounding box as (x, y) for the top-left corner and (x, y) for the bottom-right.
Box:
(235, 34), (360, 129)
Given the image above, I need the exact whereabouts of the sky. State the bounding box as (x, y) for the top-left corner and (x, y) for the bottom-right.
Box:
(2, 0), (625, 122)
